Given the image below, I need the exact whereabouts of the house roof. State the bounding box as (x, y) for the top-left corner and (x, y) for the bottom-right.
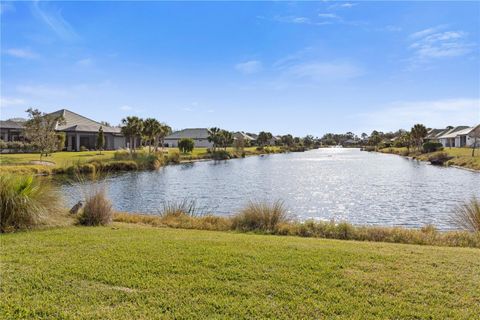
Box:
(234, 132), (255, 141)
(0, 120), (25, 130)
(165, 128), (211, 140)
(438, 126), (471, 139)
(48, 109), (121, 133)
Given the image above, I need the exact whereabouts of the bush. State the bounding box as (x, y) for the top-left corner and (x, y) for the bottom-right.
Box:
(211, 150), (231, 160)
(0, 175), (62, 232)
(423, 142), (443, 153)
(78, 188), (113, 226)
(165, 151), (180, 164)
(159, 199), (203, 217)
(79, 146), (88, 152)
(452, 197), (480, 232)
(102, 161), (138, 171)
(178, 138), (195, 153)
(113, 150), (131, 160)
(428, 152), (452, 165)
(231, 201), (290, 233)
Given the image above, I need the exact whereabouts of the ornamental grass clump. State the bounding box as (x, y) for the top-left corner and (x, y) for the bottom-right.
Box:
(231, 200), (290, 233)
(0, 175), (62, 232)
(452, 197), (480, 232)
(78, 187), (113, 226)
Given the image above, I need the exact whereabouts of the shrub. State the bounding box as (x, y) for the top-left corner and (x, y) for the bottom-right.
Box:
(211, 150), (231, 160)
(428, 152), (452, 165)
(159, 199), (204, 217)
(165, 151), (180, 164)
(114, 150), (131, 160)
(452, 197), (480, 232)
(178, 138), (195, 153)
(423, 142), (443, 153)
(231, 201), (290, 233)
(78, 188), (113, 226)
(0, 175), (62, 232)
(102, 160), (138, 171)
(79, 146), (88, 152)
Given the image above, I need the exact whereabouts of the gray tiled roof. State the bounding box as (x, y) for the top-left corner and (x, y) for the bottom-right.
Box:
(165, 128), (211, 140)
(0, 120), (25, 129)
(48, 109), (121, 133)
(438, 126), (470, 139)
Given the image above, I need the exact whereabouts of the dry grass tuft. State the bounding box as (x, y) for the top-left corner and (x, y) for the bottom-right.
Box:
(452, 197), (480, 232)
(231, 200), (290, 233)
(78, 188), (113, 226)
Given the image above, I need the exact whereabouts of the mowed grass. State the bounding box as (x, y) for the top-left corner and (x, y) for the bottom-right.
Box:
(380, 147), (480, 170)
(1, 224), (479, 319)
(0, 147), (280, 166)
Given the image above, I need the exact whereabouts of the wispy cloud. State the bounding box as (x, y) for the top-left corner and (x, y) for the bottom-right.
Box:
(0, 97), (26, 108)
(258, 15), (331, 26)
(4, 48), (38, 59)
(328, 2), (358, 10)
(16, 85), (68, 97)
(285, 61), (363, 81)
(120, 105), (132, 111)
(408, 26), (474, 62)
(31, 1), (79, 41)
(235, 60), (263, 74)
(318, 13), (338, 19)
(355, 98), (480, 131)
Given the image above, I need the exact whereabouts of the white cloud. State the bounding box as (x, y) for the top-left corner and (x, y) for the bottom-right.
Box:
(4, 48), (38, 59)
(408, 26), (474, 62)
(259, 15), (331, 26)
(0, 97), (26, 108)
(356, 98), (480, 132)
(31, 1), (78, 41)
(328, 2), (357, 10)
(235, 60), (263, 74)
(16, 85), (67, 97)
(286, 61), (363, 81)
(318, 13), (338, 19)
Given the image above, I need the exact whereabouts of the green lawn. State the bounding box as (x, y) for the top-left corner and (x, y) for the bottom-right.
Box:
(380, 147), (480, 170)
(1, 224), (479, 319)
(0, 147), (280, 167)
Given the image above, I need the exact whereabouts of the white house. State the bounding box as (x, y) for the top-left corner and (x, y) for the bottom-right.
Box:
(438, 125), (480, 148)
(164, 128), (213, 148)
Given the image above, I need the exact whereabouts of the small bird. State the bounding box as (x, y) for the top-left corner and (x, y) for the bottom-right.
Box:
(69, 201), (83, 215)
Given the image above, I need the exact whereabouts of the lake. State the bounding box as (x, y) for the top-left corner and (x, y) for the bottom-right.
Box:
(60, 148), (480, 230)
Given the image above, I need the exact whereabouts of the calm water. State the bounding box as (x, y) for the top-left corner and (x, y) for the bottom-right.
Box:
(60, 148), (480, 230)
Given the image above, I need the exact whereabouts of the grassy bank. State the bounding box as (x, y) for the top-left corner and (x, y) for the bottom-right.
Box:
(378, 147), (480, 170)
(0, 146), (284, 175)
(1, 224), (478, 319)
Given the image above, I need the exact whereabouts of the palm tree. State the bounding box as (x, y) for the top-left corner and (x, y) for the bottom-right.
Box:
(156, 124), (172, 151)
(121, 116), (143, 153)
(143, 118), (161, 153)
(219, 130), (234, 150)
(411, 124), (428, 151)
(208, 127), (221, 152)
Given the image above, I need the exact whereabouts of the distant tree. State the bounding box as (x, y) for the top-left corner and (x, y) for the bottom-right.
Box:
(410, 124), (428, 151)
(143, 118), (162, 153)
(219, 130), (234, 150)
(121, 116), (143, 153)
(24, 108), (66, 159)
(281, 134), (294, 147)
(156, 124), (172, 151)
(56, 132), (66, 151)
(234, 135), (245, 152)
(178, 138), (194, 153)
(208, 127), (222, 152)
(303, 135), (314, 148)
(257, 131), (273, 147)
(100, 121), (111, 127)
(96, 126), (105, 154)
(469, 125), (480, 156)
(361, 133), (368, 140)
(369, 130), (382, 149)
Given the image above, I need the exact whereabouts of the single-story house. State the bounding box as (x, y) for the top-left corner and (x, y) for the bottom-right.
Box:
(164, 128), (213, 148)
(424, 128), (450, 143)
(1, 109), (126, 151)
(437, 125), (479, 148)
(233, 132), (255, 143)
(0, 120), (26, 142)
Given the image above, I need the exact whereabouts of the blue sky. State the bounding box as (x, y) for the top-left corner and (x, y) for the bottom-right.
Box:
(1, 1), (479, 136)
